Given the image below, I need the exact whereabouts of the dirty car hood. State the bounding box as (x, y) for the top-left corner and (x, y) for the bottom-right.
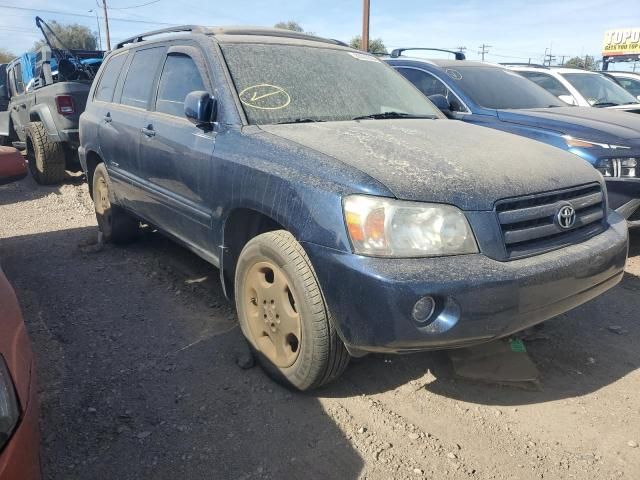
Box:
(260, 119), (600, 210)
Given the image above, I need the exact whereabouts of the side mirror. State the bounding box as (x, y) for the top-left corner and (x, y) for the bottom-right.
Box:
(185, 91), (217, 127)
(428, 94), (453, 118)
(636, 95), (640, 102)
(558, 94), (577, 106)
(0, 147), (28, 185)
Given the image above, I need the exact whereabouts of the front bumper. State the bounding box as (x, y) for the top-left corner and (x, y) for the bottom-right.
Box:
(0, 361), (40, 480)
(304, 211), (628, 354)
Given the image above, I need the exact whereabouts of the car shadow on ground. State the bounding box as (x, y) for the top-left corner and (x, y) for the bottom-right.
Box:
(0, 171), (84, 206)
(0, 226), (364, 480)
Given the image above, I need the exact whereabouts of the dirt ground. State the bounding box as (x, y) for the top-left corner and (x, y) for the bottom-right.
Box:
(1, 175), (639, 480)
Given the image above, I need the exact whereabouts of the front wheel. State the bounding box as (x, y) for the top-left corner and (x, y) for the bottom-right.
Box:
(235, 230), (349, 391)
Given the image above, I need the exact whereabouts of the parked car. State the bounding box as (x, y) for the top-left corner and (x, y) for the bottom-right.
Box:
(79, 26), (628, 390)
(604, 71), (640, 100)
(503, 64), (640, 113)
(384, 52), (640, 226)
(0, 149), (40, 480)
(0, 17), (103, 184)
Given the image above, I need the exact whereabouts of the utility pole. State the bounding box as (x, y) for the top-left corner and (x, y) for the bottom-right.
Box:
(361, 0), (370, 53)
(102, 0), (111, 51)
(559, 55), (567, 65)
(543, 47), (556, 66)
(478, 44), (491, 61)
(456, 46), (467, 56)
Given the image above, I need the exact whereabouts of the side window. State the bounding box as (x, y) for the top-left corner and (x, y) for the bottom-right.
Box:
(95, 53), (127, 102)
(155, 53), (206, 117)
(13, 63), (24, 95)
(617, 77), (640, 97)
(518, 71), (571, 97)
(397, 67), (448, 97)
(120, 47), (164, 109)
(397, 67), (465, 112)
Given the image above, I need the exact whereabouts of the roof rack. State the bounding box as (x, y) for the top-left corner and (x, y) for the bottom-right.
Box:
(115, 25), (349, 50)
(390, 48), (465, 60)
(499, 62), (549, 69)
(116, 25), (206, 49)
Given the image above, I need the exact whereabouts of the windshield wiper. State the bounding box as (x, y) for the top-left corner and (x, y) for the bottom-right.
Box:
(592, 102), (618, 107)
(352, 111), (437, 120)
(276, 118), (325, 124)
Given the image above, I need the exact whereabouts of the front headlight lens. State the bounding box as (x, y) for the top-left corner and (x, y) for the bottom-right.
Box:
(0, 356), (20, 452)
(562, 135), (631, 150)
(596, 158), (638, 178)
(343, 195), (478, 257)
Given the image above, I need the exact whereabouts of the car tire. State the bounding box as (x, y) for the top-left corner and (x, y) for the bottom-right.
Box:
(234, 230), (349, 391)
(26, 121), (66, 185)
(92, 163), (139, 244)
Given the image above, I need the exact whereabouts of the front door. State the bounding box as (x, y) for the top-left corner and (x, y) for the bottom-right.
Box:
(138, 47), (215, 255)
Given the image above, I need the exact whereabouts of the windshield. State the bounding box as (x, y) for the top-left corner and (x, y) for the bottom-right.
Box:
(443, 66), (565, 109)
(220, 43), (440, 125)
(561, 73), (639, 107)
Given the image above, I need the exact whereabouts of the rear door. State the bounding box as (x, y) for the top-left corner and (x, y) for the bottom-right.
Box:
(97, 46), (165, 208)
(138, 45), (215, 254)
(8, 62), (29, 141)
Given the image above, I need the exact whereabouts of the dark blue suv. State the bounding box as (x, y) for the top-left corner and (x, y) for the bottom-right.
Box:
(79, 27), (628, 390)
(385, 52), (640, 226)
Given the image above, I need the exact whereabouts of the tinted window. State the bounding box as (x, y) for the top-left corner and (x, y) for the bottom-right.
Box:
(13, 63), (24, 95)
(517, 71), (571, 97)
(443, 66), (565, 109)
(95, 53), (127, 102)
(155, 54), (206, 117)
(396, 67), (466, 112)
(121, 47), (164, 109)
(221, 44), (439, 125)
(616, 77), (640, 97)
(561, 73), (639, 107)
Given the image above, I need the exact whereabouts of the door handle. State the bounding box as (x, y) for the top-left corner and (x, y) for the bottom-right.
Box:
(141, 125), (155, 137)
(103, 113), (112, 123)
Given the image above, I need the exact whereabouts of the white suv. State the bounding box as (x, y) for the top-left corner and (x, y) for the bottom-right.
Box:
(505, 65), (640, 113)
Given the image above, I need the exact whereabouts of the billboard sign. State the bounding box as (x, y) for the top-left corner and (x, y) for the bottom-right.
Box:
(603, 28), (640, 57)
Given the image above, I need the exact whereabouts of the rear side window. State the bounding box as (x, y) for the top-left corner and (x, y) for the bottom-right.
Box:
(517, 71), (571, 97)
(95, 53), (127, 102)
(120, 47), (164, 109)
(397, 67), (448, 97)
(155, 54), (206, 117)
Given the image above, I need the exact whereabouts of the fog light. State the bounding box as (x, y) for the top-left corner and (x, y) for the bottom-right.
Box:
(412, 296), (436, 324)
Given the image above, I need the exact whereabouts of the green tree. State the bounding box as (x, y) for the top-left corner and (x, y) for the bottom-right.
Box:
(0, 48), (14, 63)
(349, 35), (387, 54)
(564, 55), (600, 71)
(33, 21), (98, 51)
(274, 21), (304, 32)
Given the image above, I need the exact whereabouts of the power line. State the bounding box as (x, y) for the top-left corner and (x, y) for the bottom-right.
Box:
(0, 4), (178, 26)
(105, 0), (161, 10)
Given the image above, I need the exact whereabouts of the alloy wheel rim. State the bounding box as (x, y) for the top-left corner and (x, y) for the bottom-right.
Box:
(242, 260), (302, 368)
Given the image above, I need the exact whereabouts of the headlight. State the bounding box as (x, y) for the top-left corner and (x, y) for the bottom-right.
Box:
(562, 135), (631, 150)
(0, 356), (20, 452)
(596, 158), (638, 178)
(343, 195), (478, 257)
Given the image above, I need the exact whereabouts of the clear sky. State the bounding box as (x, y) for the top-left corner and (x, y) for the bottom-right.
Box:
(0, 0), (638, 70)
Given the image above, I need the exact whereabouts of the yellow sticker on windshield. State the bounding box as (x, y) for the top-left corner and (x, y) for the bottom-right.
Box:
(239, 84), (291, 110)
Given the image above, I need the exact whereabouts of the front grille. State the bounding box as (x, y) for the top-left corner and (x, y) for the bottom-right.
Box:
(496, 183), (606, 259)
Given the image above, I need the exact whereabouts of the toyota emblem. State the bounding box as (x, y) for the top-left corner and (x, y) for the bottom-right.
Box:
(557, 204), (576, 229)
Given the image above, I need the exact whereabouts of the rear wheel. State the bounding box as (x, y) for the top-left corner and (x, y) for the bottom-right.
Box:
(92, 163), (139, 244)
(26, 121), (65, 184)
(235, 230), (349, 391)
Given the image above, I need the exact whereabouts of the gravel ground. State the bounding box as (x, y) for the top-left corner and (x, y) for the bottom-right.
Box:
(1, 174), (639, 480)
